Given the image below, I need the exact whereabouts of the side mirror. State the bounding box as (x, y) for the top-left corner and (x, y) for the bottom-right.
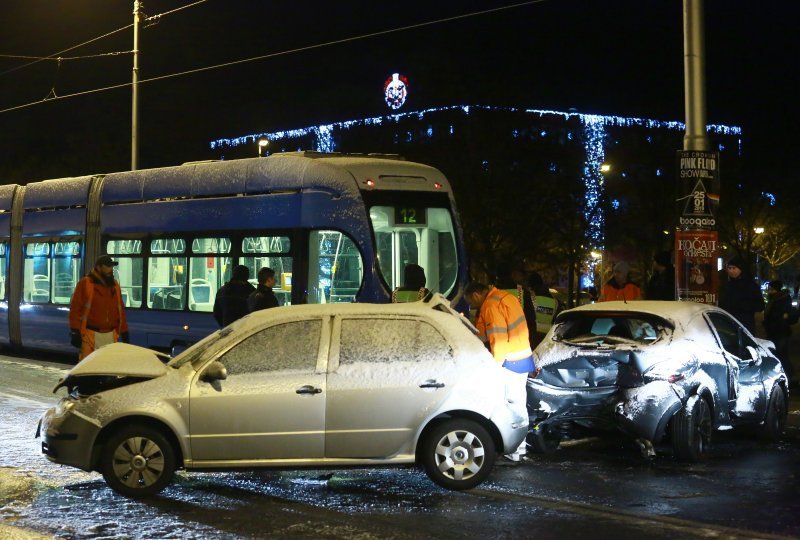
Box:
(201, 361), (228, 382)
(745, 345), (761, 365)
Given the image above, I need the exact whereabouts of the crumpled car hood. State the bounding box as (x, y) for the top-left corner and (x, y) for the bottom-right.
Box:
(54, 342), (170, 393)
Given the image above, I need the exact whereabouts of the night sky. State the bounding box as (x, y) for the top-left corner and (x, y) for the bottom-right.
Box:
(1, 0), (797, 186)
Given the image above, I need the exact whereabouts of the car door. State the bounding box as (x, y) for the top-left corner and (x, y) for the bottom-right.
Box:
(324, 315), (458, 459)
(189, 317), (328, 462)
(706, 312), (765, 420)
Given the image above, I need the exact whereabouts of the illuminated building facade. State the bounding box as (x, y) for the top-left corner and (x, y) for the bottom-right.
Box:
(210, 104), (741, 258)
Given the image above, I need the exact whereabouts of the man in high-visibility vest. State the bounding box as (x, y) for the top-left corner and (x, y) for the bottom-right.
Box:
(69, 255), (129, 361)
(465, 281), (534, 462)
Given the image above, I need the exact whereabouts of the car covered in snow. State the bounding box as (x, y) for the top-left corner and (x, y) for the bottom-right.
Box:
(37, 294), (528, 497)
(526, 301), (788, 460)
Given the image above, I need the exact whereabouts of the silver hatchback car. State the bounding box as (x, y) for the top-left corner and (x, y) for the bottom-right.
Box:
(38, 295), (528, 497)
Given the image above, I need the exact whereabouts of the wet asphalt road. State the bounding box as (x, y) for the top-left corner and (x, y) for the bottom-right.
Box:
(1, 351), (799, 540)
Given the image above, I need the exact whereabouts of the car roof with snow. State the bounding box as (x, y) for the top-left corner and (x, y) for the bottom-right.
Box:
(560, 300), (716, 320)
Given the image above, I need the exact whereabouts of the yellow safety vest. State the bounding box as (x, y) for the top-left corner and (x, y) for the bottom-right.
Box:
(534, 295), (557, 334)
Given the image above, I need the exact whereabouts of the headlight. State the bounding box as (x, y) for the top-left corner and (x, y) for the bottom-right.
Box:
(55, 400), (76, 416)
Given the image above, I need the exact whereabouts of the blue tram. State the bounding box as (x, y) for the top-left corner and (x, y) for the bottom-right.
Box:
(0, 152), (468, 354)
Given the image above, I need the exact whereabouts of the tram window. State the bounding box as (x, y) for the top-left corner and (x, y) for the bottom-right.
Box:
(307, 230), (362, 304)
(52, 241), (81, 305)
(23, 242), (51, 303)
(107, 240), (144, 308)
(369, 206), (459, 296)
(148, 257), (187, 310)
(188, 237), (231, 312)
(242, 235), (293, 306)
(0, 242), (6, 301)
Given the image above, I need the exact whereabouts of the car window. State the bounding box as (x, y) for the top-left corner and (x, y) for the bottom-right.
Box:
(339, 318), (452, 364)
(706, 312), (741, 357)
(219, 319), (321, 375)
(555, 314), (664, 345)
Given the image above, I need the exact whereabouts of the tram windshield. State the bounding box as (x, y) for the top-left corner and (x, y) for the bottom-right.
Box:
(368, 205), (458, 297)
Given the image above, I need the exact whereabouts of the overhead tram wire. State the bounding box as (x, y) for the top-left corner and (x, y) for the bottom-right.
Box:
(0, 0), (211, 77)
(0, 0), (547, 116)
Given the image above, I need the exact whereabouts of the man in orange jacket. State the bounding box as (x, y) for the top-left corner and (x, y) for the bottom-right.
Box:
(465, 281), (534, 462)
(69, 254), (129, 360)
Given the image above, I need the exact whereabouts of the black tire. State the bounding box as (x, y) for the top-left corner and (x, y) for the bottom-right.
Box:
(759, 384), (787, 442)
(420, 419), (495, 490)
(527, 423), (561, 454)
(101, 424), (176, 498)
(671, 396), (712, 461)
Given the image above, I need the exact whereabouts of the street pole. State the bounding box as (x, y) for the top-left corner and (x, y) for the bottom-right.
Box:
(683, 0), (709, 152)
(676, 0), (720, 306)
(131, 1), (143, 171)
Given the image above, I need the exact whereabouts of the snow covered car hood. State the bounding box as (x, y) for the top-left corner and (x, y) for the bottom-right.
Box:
(53, 342), (171, 393)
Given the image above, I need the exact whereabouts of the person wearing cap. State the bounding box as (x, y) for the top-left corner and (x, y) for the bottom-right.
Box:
(68, 254), (129, 360)
(645, 251), (676, 300)
(599, 261), (642, 302)
(719, 255), (764, 333)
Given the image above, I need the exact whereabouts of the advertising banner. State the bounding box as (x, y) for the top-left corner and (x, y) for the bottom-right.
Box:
(676, 150), (720, 231)
(675, 229), (719, 304)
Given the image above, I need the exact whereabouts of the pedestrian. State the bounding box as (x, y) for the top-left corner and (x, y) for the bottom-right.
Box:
(248, 267), (281, 312)
(599, 261), (642, 302)
(465, 281), (534, 462)
(213, 264), (256, 327)
(391, 263), (432, 302)
(494, 261), (537, 347)
(526, 271), (561, 347)
(68, 254), (129, 361)
(645, 251), (675, 300)
(718, 255), (764, 334)
(763, 280), (795, 385)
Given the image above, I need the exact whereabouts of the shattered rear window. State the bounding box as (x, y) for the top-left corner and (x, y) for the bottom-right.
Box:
(553, 311), (671, 346)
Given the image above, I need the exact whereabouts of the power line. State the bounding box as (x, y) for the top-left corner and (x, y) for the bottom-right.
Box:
(0, 24), (133, 77)
(0, 0), (546, 116)
(0, 51), (132, 62)
(0, 0), (210, 77)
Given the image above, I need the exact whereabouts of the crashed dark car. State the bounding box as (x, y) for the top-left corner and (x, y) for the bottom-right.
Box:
(526, 301), (789, 460)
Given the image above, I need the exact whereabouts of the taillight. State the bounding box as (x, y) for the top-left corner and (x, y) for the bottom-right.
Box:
(667, 373), (685, 383)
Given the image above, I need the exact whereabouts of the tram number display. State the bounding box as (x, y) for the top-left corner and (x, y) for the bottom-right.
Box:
(394, 206), (426, 226)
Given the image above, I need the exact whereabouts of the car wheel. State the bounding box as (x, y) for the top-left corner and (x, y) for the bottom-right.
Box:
(527, 423), (561, 454)
(101, 424), (176, 498)
(671, 396), (712, 461)
(420, 419), (495, 490)
(759, 384), (787, 442)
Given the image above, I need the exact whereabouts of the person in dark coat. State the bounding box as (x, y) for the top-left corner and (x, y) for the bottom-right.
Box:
(763, 280), (795, 384)
(645, 251), (675, 300)
(248, 267), (280, 312)
(718, 255), (764, 334)
(391, 263), (432, 302)
(213, 265), (256, 327)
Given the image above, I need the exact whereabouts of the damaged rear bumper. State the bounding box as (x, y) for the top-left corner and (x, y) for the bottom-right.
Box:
(527, 379), (682, 442)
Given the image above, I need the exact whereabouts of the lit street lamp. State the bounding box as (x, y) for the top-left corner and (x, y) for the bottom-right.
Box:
(257, 138), (269, 157)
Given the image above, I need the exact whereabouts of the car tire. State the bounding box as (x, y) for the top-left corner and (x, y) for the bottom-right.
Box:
(527, 423), (561, 454)
(101, 424), (176, 498)
(671, 396), (712, 461)
(758, 384), (787, 442)
(420, 419), (495, 490)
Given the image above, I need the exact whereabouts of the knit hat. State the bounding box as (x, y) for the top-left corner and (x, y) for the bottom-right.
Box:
(653, 251), (671, 267)
(95, 254), (118, 267)
(613, 261), (630, 274)
(726, 255), (745, 270)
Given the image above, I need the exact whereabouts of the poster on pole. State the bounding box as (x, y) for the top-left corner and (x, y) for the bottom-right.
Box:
(676, 150), (720, 231)
(675, 230), (719, 304)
